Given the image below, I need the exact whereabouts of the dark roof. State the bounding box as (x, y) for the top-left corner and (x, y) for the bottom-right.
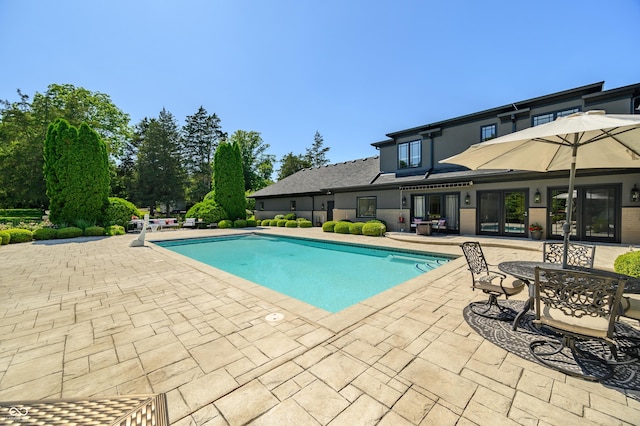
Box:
(250, 156), (381, 198)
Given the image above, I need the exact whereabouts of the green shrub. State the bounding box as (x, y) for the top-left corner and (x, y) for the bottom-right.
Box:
(334, 221), (351, 234)
(298, 220), (313, 228)
(186, 199), (228, 225)
(104, 197), (141, 226)
(322, 221), (337, 232)
(105, 225), (125, 236)
(246, 219), (257, 227)
(277, 219), (287, 227)
(285, 220), (298, 228)
(349, 222), (364, 235)
(0, 230), (10, 244)
(218, 219), (233, 229)
(284, 213), (296, 220)
(614, 251), (640, 278)
(84, 226), (105, 236)
(362, 222), (386, 236)
(0, 208), (43, 218)
(57, 227), (83, 239)
(8, 228), (32, 243)
(274, 214), (285, 220)
(234, 219), (247, 228)
(33, 228), (58, 240)
(269, 219), (278, 226)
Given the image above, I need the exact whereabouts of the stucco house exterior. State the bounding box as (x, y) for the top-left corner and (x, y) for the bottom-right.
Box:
(250, 81), (640, 244)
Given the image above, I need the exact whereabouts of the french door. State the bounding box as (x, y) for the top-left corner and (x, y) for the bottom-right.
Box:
(478, 190), (528, 237)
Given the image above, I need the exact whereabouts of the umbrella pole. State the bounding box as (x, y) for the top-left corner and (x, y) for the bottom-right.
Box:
(562, 141), (578, 268)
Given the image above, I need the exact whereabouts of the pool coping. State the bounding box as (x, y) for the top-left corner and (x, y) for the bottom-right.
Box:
(148, 231), (464, 333)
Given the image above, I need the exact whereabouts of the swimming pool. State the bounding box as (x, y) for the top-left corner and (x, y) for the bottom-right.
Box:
(156, 234), (454, 313)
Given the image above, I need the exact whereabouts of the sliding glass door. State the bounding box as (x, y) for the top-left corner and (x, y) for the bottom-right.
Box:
(478, 189), (528, 237)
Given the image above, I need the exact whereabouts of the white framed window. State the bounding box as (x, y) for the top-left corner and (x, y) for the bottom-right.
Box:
(357, 196), (377, 218)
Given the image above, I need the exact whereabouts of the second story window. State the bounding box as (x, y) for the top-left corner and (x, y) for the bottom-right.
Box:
(480, 124), (497, 141)
(533, 107), (580, 126)
(398, 140), (421, 169)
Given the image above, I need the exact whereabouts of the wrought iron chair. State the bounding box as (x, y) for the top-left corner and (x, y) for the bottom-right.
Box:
(460, 242), (525, 320)
(529, 266), (626, 381)
(543, 241), (596, 269)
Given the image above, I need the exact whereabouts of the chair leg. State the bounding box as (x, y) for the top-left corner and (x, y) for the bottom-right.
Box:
(469, 293), (517, 321)
(529, 335), (614, 381)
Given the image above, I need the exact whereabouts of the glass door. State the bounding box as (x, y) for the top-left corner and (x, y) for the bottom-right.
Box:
(479, 191), (501, 234)
(504, 191), (527, 236)
(582, 187), (616, 241)
(478, 190), (528, 237)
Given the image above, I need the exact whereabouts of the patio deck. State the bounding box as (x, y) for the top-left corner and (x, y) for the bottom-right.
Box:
(1, 227), (639, 425)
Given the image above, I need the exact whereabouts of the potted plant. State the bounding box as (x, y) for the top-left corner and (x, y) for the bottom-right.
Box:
(529, 222), (543, 240)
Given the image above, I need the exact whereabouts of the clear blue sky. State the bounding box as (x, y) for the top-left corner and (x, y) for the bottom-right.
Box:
(2, 0), (639, 170)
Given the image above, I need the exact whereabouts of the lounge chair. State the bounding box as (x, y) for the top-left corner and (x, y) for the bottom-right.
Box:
(183, 218), (196, 228)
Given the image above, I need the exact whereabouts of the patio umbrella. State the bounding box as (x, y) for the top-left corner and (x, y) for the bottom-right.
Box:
(440, 110), (640, 268)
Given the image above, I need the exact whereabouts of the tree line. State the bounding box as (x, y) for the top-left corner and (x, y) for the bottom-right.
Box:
(0, 83), (330, 212)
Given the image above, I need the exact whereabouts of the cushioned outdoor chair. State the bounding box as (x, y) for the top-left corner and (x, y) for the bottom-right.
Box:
(543, 241), (596, 269)
(460, 242), (525, 320)
(433, 218), (447, 234)
(529, 266), (626, 381)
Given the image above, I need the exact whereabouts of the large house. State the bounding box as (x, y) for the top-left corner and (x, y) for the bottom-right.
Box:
(251, 81), (640, 244)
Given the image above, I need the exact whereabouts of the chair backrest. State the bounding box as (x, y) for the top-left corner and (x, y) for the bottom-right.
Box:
(543, 242), (595, 269)
(460, 242), (489, 276)
(533, 267), (625, 338)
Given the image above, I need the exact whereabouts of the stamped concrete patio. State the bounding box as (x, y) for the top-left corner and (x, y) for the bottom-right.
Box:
(1, 227), (639, 425)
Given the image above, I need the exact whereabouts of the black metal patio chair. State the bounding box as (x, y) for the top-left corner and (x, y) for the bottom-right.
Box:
(543, 241), (596, 269)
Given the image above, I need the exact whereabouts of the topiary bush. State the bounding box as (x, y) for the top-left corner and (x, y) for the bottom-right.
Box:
(277, 219), (287, 227)
(614, 251), (640, 278)
(8, 228), (33, 243)
(349, 222), (364, 235)
(218, 219), (233, 229)
(334, 221), (351, 234)
(298, 220), (313, 228)
(233, 219), (247, 228)
(284, 213), (296, 220)
(268, 219), (278, 226)
(322, 221), (337, 232)
(104, 197), (141, 226)
(246, 219), (257, 227)
(186, 199), (228, 225)
(0, 230), (11, 244)
(362, 222), (386, 237)
(274, 214), (285, 220)
(106, 225), (125, 236)
(33, 228), (58, 240)
(57, 227), (83, 239)
(84, 226), (105, 236)
(285, 220), (298, 228)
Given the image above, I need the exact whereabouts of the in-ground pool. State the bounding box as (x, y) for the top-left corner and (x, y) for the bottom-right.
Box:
(155, 234), (454, 313)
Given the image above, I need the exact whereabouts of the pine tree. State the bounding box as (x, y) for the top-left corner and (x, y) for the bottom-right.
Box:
(213, 141), (245, 220)
(305, 131), (330, 167)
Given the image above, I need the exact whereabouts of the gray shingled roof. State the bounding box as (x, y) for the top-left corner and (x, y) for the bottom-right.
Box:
(251, 156), (381, 197)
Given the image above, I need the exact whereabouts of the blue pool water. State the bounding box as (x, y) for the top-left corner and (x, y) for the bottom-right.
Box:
(156, 234), (453, 313)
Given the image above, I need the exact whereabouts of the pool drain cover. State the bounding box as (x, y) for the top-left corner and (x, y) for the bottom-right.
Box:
(265, 313), (284, 322)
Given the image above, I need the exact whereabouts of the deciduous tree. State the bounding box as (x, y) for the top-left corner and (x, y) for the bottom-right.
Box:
(277, 152), (311, 180)
(229, 130), (275, 192)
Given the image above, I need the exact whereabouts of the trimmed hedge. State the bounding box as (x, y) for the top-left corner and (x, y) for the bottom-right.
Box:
(362, 222), (386, 236)
(614, 251), (640, 278)
(284, 213), (296, 220)
(270, 219), (279, 226)
(33, 228), (58, 240)
(84, 226), (106, 236)
(246, 219), (257, 227)
(8, 228), (33, 243)
(218, 219), (233, 229)
(277, 219), (287, 227)
(234, 219), (247, 228)
(106, 225), (125, 236)
(322, 221), (337, 232)
(298, 220), (313, 228)
(349, 222), (364, 235)
(334, 221), (351, 234)
(57, 227), (83, 239)
(186, 199), (228, 225)
(0, 230), (10, 245)
(285, 220), (298, 228)
(104, 197), (141, 226)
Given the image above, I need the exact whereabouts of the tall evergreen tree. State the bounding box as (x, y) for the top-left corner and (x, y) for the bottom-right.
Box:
(305, 131), (330, 167)
(182, 106), (225, 204)
(229, 130), (275, 191)
(43, 118), (110, 225)
(213, 141), (245, 220)
(134, 109), (185, 215)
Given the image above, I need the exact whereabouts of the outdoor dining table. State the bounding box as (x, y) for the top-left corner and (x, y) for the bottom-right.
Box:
(498, 260), (640, 331)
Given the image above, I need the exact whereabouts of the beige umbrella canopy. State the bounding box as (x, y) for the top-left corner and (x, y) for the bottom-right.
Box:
(440, 110), (640, 267)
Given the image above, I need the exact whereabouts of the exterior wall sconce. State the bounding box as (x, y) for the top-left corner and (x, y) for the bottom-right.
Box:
(402, 196), (407, 207)
(534, 189), (541, 204)
(631, 184), (639, 202)
(321, 202), (325, 210)
(464, 193), (470, 205)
